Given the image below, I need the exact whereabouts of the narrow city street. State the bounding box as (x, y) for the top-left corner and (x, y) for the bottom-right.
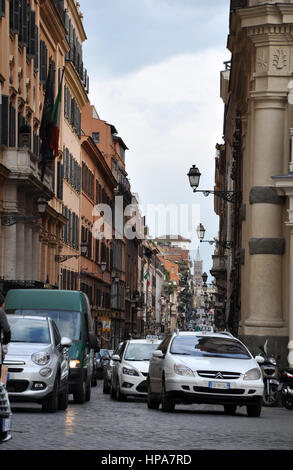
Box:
(1, 381), (293, 452)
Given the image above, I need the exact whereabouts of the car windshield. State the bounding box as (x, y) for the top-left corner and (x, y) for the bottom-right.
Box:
(12, 310), (81, 341)
(170, 336), (251, 360)
(100, 349), (109, 358)
(8, 317), (50, 344)
(124, 343), (159, 361)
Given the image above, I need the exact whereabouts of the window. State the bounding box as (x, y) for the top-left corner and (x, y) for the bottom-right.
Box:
(92, 132), (100, 144)
(170, 336), (251, 360)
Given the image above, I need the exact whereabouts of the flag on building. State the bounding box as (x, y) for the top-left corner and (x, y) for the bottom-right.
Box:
(40, 60), (54, 181)
(50, 67), (65, 157)
(144, 270), (150, 287)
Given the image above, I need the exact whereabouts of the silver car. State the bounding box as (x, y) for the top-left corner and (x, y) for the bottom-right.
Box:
(4, 315), (72, 413)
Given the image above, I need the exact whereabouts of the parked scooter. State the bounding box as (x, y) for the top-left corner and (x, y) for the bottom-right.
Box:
(278, 368), (293, 410)
(259, 340), (280, 407)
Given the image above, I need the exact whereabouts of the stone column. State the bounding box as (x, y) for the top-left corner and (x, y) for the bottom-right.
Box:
(24, 225), (33, 280)
(2, 224), (17, 280)
(16, 223), (25, 280)
(245, 94), (286, 330)
(32, 230), (40, 281)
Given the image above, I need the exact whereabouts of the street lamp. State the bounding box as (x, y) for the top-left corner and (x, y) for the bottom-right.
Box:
(188, 165), (242, 203)
(188, 165), (201, 191)
(202, 272), (208, 284)
(197, 223), (234, 249)
(100, 261), (107, 273)
(55, 242), (88, 263)
(196, 224), (206, 242)
(1, 197), (49, 226)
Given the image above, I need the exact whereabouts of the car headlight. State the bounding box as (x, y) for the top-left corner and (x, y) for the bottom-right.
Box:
(70, 360), (81, 369)
(122, 367), (139, 377)
(31, 352), (50, 366)
(39, 367), (52, 377)
(174, 364), (194, 377)
(244, 368), (262, 381)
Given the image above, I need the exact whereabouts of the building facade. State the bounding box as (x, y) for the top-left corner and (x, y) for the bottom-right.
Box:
(214, 0), (293, 365)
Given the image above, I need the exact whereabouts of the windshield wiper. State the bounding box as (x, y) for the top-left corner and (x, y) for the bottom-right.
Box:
(171, 352), (191, 356)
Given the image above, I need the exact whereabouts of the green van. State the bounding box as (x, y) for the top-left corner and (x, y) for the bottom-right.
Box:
(4, 289), (99, 404)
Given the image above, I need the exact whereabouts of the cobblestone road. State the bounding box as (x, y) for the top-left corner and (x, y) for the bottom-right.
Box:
(1, 381), (293, 451)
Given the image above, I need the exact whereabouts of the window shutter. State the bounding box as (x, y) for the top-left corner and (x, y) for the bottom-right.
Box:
(0, 0), (5, 17)
(40, 40), (47, 83)
(69, 153), (73, 185)
(34, 25), (38, 70)
(51, 158), (55, 192)
(9, 102), (16, 147)
(19, 0), (28, 46)
(10, 0), (20, 34)
(27, 9), (36, 58)
(0, 95), (9, 146)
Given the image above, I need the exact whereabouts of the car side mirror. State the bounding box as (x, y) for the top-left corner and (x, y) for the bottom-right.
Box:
(60, 337), (72, 349)
(255, 355), (265, 365)
(112, 354), (121, 362)
(152, 350), (164, 359)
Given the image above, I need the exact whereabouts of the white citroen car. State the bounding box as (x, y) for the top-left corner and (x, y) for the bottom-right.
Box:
(110, 337), (161, 400)
(147, 330), (264, 417)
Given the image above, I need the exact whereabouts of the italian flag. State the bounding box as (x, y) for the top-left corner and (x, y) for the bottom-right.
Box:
(50, 67), (65, 157)
(144, 270), (150, 287)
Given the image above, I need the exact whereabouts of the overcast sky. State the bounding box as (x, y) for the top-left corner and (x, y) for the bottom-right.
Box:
(80, 0), (230, 274)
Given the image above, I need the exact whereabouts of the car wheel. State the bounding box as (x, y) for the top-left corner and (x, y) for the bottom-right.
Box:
(161, 380), (175, 412)
(103, 379), (110, 394)
(247, 403), (262, 417)
(224, 405), (237, 415)
(147, 381), (160, 410)
(58, 383), (69, 411)
(73, 379), (86, 404)
(85, 380), (91, 401)
(116, 379), (126, 402)
(91, 374), (97, 387)
(42, 375), (59, 413)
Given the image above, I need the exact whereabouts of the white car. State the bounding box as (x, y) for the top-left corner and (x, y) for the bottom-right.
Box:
(147, 331), (265, 417)
(4, 315), (72, 413)
(110, 337), (162, 400)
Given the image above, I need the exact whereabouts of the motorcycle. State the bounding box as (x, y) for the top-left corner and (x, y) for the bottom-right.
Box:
(278, 368), (293, 410)
(259, 340), (280, 407)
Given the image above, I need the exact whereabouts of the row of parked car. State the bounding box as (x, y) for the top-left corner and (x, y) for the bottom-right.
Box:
(102, 332), (266, 417)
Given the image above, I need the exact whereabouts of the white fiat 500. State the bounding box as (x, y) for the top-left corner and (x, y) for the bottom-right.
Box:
(147, 331), (264, 417)
(110, 337), (161, 400)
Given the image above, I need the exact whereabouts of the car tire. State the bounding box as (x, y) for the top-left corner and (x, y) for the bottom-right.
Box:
(247, 403), (262, 417)
(224, 405), (237, 415)
(73, 380), (86, 404)
(58, 383), (69, 411)
(161, 381), (175, 412)
(110, 382), (116, 399)
(91, 374), (98, 387)
(116, 379), (126, 402)
(103, 379), (110, 394)
(85, 380), (91, 401)
(147, 381), (160, 410)
(42, 375), (59, 413)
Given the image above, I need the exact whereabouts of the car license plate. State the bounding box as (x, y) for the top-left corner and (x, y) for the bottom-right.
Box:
(209, 381), (230, 390)
(2, 416), (11, 432)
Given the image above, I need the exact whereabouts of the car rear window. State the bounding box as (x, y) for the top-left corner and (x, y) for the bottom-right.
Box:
(170, 336), (251, 359)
